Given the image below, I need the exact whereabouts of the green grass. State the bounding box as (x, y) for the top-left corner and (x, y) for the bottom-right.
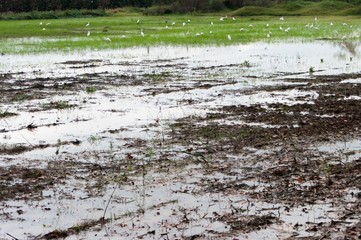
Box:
(232, 0), (360, 16)
(0, 9), (108, 20)
(0, 109), (18, 118)
(0, 14), (360, 54)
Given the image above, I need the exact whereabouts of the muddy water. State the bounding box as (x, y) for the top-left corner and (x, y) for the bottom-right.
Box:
(1, 41), (361, 239)
(1, 41), (359, 156)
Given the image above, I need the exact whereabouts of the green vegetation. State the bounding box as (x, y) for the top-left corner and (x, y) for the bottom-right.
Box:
(85, 86), (97, 93)
(0, 9), (108, 20)
(42, 101), (75, 110)
(0, 109), (18, 118)
(232, 0), (361, 16)
(0, 14), (360, 54)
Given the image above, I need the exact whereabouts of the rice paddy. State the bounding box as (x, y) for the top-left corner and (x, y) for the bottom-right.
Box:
(0, 15), (360, 54)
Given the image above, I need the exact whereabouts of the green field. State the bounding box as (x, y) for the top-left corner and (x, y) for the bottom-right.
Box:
(0, 15), (360, 54)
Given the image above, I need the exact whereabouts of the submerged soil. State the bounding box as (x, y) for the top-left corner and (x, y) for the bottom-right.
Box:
(1, 44), (361, 239)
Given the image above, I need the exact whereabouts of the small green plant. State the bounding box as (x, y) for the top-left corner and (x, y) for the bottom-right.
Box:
(143, 72), (171, 82)
(43, 101), (74, 110)
(240, 60), (252, 68)
(55, 139), (61, 155)
(0, 108), (17, 118)
(309, 66), (315, 74)
(11, 93), (32, 102)
(87, 135), (101, 145)
(86, 86), (97, 93)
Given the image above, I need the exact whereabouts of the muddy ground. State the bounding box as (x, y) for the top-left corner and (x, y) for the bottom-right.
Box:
(1, 44), (361, 239)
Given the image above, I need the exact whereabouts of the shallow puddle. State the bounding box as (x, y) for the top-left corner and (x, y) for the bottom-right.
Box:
(1, 41), (361, 239)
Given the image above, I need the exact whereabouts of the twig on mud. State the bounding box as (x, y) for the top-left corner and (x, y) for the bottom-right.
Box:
(318, 231), (330, 240)
(103, 184), (119, 219)
(6, 233), (19, 240)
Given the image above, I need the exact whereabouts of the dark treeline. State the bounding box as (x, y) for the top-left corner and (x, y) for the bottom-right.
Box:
(0, 0), (262, 13)
(1, 0), (360, 13)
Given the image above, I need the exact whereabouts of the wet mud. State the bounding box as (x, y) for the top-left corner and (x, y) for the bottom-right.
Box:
(1, 42), (361, 239)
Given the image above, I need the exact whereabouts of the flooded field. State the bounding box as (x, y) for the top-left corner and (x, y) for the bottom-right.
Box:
(1, 40), (361, 239)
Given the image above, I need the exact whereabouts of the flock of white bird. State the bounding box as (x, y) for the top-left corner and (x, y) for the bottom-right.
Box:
(39, 15), (352, 42)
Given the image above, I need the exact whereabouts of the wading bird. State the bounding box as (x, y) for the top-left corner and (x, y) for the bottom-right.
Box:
(104, 37), (111, 42)
(141, 29), (145, 37)
(228, 34), (232, 41)
(86, 22), (90, 27)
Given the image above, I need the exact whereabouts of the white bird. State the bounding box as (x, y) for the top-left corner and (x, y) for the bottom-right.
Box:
(165, 25), (168, 29)
(220, 17), (224, 21)
(248, 24), (253, 27)
(267, 33), (270, 38)
(227, 34), (231, 41)
(42, 28), (46, 31)
(196, 32), (201, 37)
(232, 17), (236, 20)
(120, 35), (126, 38)
(211, 21), (213, 25)
(46, 22), (51, 25)
(183, 22), (186, 27)
(187, 19), (191, 22)
(39, 22), (43, 25)
(104, 37), (111, 42)
(330, 22), (333, 26)
(137, 19), (140, 24)
(315, 17), (318, 21)
(87, 31), (90, 37)
(140, 29), (145, 37)
(210, 31), (213, 34)
(172, 22), (175, 25)
(280, 26), (283, 30)
(280, 16), (284, 21)
(86, 22), (90, 27)
(266, 23), (269, 27)
(285, 27), (290, 33)
(240, 28), (245, 31)
(342, 23), (347, 26)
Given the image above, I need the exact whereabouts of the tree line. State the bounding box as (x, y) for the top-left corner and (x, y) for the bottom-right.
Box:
(2, 0), (360, 14)
(0, 0), (255, 13)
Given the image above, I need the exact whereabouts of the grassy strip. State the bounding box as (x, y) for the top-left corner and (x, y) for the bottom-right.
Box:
(0, 15), (360, 54)
(232, 0), (361, 16)
(0, 9), (108, 20)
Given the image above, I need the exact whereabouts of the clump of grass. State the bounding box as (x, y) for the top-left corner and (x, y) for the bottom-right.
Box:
(0, 109), (17, 118)
(240, 60), (252, 68)
(143, 72), (172, 82)
(11, 93), (33, 102)
(309, 66), (315, 74)
(86, 86), (97, 93)
(42, 101), (75, 110)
